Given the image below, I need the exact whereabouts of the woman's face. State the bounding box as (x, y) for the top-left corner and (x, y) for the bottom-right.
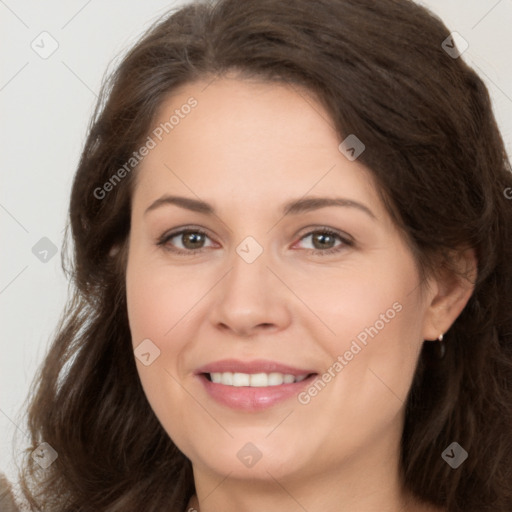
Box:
(125, 77), (437, 484)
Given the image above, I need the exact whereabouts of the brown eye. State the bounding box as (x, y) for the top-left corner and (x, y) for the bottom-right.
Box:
(180, 231), (206, 249)
(311, 232), (337, 250)
(295, 228), (353, 256)
(157, 228), (215, 254)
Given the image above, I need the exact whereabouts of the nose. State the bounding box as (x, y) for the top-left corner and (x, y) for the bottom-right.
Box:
(209, 247), (292, 338)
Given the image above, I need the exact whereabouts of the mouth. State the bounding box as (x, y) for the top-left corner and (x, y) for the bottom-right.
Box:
(194, 359), (319, 411)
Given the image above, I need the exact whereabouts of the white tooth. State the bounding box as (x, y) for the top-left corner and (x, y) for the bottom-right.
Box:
(267, 372), (284, 386)
(210, 371), (310, 387)
(221, 372), (233, 385)
(250, 373), (269, 387)
(232, 372), (250, 386)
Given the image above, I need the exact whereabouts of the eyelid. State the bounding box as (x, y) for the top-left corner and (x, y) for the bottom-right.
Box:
(295, 225), (354, 245)
(292, 226), (354, 255)
(156, 226), (216, 254)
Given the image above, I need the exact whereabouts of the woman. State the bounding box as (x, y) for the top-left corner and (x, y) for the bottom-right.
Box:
(4, 0), (512, 510)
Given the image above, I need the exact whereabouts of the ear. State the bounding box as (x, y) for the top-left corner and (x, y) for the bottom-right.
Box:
(421, 248), (477, 341)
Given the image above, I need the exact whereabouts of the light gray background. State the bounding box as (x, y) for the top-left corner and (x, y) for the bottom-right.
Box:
(1, 0), (511, 482)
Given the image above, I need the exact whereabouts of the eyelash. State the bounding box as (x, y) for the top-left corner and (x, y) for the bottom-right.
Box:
(156, 226), (354, 257)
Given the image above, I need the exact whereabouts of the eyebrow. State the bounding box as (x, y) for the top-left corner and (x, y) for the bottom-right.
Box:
(144, 194), (376, 219)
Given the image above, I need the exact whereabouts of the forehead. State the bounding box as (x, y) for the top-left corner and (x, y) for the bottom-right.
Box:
(149, 76), (338, 159)
(132, 77), (382, 216)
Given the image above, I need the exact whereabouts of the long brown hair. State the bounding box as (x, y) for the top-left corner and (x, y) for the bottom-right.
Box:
(16, 0), (512, 510)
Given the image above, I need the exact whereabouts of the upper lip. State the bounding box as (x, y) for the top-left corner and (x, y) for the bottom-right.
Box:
(195, 359), (317, 377)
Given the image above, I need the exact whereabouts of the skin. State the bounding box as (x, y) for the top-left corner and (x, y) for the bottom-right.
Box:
(125, 76), (475, 512)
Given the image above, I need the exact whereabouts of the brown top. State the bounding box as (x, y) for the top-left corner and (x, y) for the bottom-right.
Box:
(0, 473), (21, 512)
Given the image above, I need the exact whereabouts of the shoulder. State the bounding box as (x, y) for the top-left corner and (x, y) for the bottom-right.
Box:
(0, 472), (21, 512)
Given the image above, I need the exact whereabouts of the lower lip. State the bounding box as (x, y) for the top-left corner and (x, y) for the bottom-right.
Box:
(196, 373), (317, 411)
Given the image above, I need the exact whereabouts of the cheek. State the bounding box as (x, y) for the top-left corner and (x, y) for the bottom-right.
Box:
(301, 250), (425, 395)
(125, 247), (209, 414)
(295, 261), (420, 350)
(126, 251), (201, 348)
(125, 251), (197, 438)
